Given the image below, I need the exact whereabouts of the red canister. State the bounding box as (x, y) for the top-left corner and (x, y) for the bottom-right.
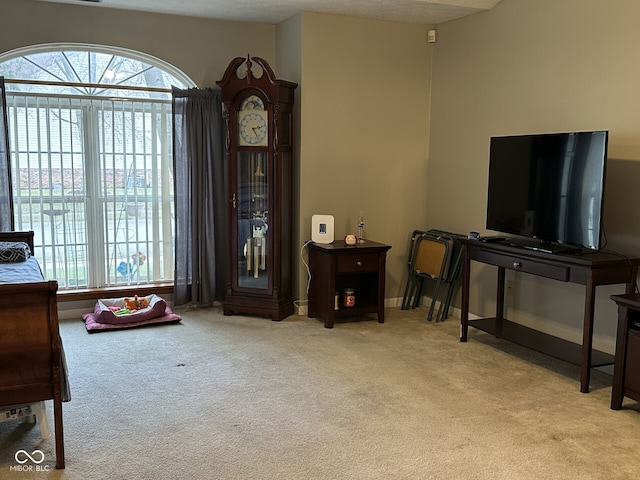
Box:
(343, 288), (355, 307)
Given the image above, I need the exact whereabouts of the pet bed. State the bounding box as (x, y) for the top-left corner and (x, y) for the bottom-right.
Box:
(82, 294), (181, 332)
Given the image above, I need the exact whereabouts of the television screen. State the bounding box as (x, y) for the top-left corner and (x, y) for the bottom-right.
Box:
(486, 130), (608, 252)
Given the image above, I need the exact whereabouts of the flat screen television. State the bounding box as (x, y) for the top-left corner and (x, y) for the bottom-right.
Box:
(486, 130), (608, 253)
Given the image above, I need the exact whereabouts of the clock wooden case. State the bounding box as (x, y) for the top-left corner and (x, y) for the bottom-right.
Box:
(217, 55), (297, 320)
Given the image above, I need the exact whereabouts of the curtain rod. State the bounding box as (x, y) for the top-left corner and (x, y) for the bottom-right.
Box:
(4, 78), (172, 93)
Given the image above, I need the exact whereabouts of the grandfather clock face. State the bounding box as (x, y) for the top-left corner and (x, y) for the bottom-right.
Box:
(238, 95), (268, 147)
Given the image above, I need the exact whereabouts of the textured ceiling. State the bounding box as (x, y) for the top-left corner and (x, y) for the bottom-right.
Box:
(36, 0), (503, 25)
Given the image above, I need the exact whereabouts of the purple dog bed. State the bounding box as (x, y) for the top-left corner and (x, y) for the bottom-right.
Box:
(82, 294), (181, 332)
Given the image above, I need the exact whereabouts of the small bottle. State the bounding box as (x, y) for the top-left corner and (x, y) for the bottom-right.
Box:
(334, 292), (339, 310)
(343, 288), (355, 307)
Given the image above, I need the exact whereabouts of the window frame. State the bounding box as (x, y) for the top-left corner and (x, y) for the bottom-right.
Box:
(0, 43), (196, 299)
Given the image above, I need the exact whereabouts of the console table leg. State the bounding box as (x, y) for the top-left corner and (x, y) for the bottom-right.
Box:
(496, 267), (505, 338)
(460, 253), (471, 342)
(580, 279), (596, 393)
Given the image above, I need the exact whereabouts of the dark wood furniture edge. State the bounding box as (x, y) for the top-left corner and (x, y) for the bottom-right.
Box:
(610, 293), (640, 410)
(0, 230), (35, 251)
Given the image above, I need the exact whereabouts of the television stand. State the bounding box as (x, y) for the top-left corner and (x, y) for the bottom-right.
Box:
(459, 239), (640, 393)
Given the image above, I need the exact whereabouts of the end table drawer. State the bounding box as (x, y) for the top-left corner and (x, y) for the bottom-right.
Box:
(337, 253), (379, 273)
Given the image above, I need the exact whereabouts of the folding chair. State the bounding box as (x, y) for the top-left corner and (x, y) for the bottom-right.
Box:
(401, 230), (429, 310)
(430, 231), (463, 320)
(402, 231), (453, 321)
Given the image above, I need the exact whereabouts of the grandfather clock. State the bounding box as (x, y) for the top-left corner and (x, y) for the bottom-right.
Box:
(217, 55), (297, 320)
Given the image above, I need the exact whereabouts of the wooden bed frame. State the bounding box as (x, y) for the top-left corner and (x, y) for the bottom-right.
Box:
(0, 231), (65, 469)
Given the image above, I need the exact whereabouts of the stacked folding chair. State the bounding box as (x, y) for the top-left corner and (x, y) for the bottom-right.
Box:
(401, 229), (464, 322)
(427, 229), (464, 321)
(401, 230), (429, 312)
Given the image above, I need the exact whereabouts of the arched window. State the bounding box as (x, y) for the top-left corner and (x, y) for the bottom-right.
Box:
(0, 43), (195, 289)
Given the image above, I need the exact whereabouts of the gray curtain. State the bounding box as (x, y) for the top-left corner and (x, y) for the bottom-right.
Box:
(0, 77), (14, 231)
(172, 87), (226, 305)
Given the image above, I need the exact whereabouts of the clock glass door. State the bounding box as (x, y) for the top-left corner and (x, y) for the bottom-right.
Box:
(237, 151), (269, 289)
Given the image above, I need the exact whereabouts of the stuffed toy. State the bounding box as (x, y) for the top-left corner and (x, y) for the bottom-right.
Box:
(124, 295), (149, 311)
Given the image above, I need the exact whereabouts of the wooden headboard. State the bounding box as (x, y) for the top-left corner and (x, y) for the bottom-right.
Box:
(0, 231), (35, 252)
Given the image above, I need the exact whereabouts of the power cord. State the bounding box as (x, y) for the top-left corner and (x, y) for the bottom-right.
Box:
(293, 240), (314, 313)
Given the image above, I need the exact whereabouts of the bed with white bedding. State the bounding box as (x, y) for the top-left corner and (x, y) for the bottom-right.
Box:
(0, 231), (67, 469)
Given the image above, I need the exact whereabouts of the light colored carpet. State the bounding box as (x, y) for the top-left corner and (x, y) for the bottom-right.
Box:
(1, 306), (640, 479)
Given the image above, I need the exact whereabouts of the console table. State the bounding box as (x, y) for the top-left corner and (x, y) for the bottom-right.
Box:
(307, 240), (391, 328)
(459, 239), (639, 393)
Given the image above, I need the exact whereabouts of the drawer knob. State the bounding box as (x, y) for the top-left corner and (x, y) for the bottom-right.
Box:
(356, 261), (363, 267)
(513, 262), (522, 268)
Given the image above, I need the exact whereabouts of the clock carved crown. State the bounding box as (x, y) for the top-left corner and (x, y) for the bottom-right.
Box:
(234, 55), (273, 85)
(217, 55), (297, 107)
(217, 55), (287, 100)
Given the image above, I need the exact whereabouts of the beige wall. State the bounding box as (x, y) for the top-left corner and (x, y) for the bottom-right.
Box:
(275, 15), (304, 303)
(428, 0), (640, 352)
(296, 13), (433, 304)
(1, 0), (275, 88)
